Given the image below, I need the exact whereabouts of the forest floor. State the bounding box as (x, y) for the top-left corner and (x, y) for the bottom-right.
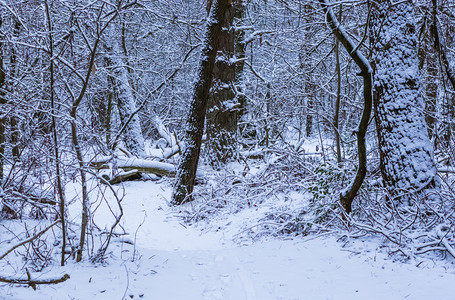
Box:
(1, 176), (455, 300)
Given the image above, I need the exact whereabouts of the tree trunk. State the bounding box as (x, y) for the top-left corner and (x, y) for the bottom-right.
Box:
(319, 0), (373, 213)
(371, 1), (437, 201)
(0, 15), (5, 182)
(172, 0), (231, 205)
(431, 0), (455, 146)
(106, 77), (114, 147)
(10, 20), (20, 160)
(306, 89), (314, 138)
(105, 32), (145, 157)
(234, 0), (247, 119)
(206, 0), (237, 167)
(44, 0), (67, 266)
(424, 47), (438, 143)
(334, 5), (342, 164)
(417, 5), (438, 145)
(301, 3), (315, 138)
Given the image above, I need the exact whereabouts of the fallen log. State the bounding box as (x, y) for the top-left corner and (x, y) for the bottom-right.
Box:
(102, 169), (142, 185)
(92, 157), (177, 177)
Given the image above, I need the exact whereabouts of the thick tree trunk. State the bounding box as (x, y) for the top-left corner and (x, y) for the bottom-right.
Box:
(172, 0), (231, 205)
(105, 34), (145, 157)
(371, 1), (437, 201)
(206, 0), (237, 167)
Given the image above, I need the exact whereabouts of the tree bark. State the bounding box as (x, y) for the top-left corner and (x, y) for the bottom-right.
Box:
(371, 0), (437, 201)
(206, 0), (237, 167)
(234, 0), (247, 119)
(172, 0), (232, 205)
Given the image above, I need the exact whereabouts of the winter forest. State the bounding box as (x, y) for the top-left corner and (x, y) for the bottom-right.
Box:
(0, 0), (455, 299)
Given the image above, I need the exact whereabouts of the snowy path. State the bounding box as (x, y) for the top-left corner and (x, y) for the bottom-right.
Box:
(6, 237), (454, 300)
(2, 181), (455, 300)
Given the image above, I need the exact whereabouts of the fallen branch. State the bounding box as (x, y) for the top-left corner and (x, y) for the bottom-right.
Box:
(162, 144), (181, 159)
(437, 226), (455, 258)
(103, 169), (142, 185)
(438, 167), (455, 173)
(0, 220), (60, 260)
(0, 272), (70, 290)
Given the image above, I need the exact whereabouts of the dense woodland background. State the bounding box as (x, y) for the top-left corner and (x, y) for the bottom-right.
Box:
(0, 0), (455, 284)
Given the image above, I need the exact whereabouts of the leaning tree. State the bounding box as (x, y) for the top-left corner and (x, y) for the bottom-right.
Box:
(172, 0), (232, 205)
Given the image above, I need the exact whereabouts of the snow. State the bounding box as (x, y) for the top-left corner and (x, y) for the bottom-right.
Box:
(2, 178), (455, 300)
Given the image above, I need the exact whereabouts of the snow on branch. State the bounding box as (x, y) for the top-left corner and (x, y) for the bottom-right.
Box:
(91, 157), (205, 179)
(0, 271), (69, 290)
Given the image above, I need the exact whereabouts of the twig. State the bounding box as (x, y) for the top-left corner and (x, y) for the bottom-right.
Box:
(0, 220), (59, 260)
(437, 226), (455, 258)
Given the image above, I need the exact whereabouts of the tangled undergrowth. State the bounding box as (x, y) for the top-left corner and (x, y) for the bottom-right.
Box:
(180, 146), (455, 260)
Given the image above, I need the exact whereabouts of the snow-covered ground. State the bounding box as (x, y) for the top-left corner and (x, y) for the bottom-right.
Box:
(1, 179), (455, 300)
